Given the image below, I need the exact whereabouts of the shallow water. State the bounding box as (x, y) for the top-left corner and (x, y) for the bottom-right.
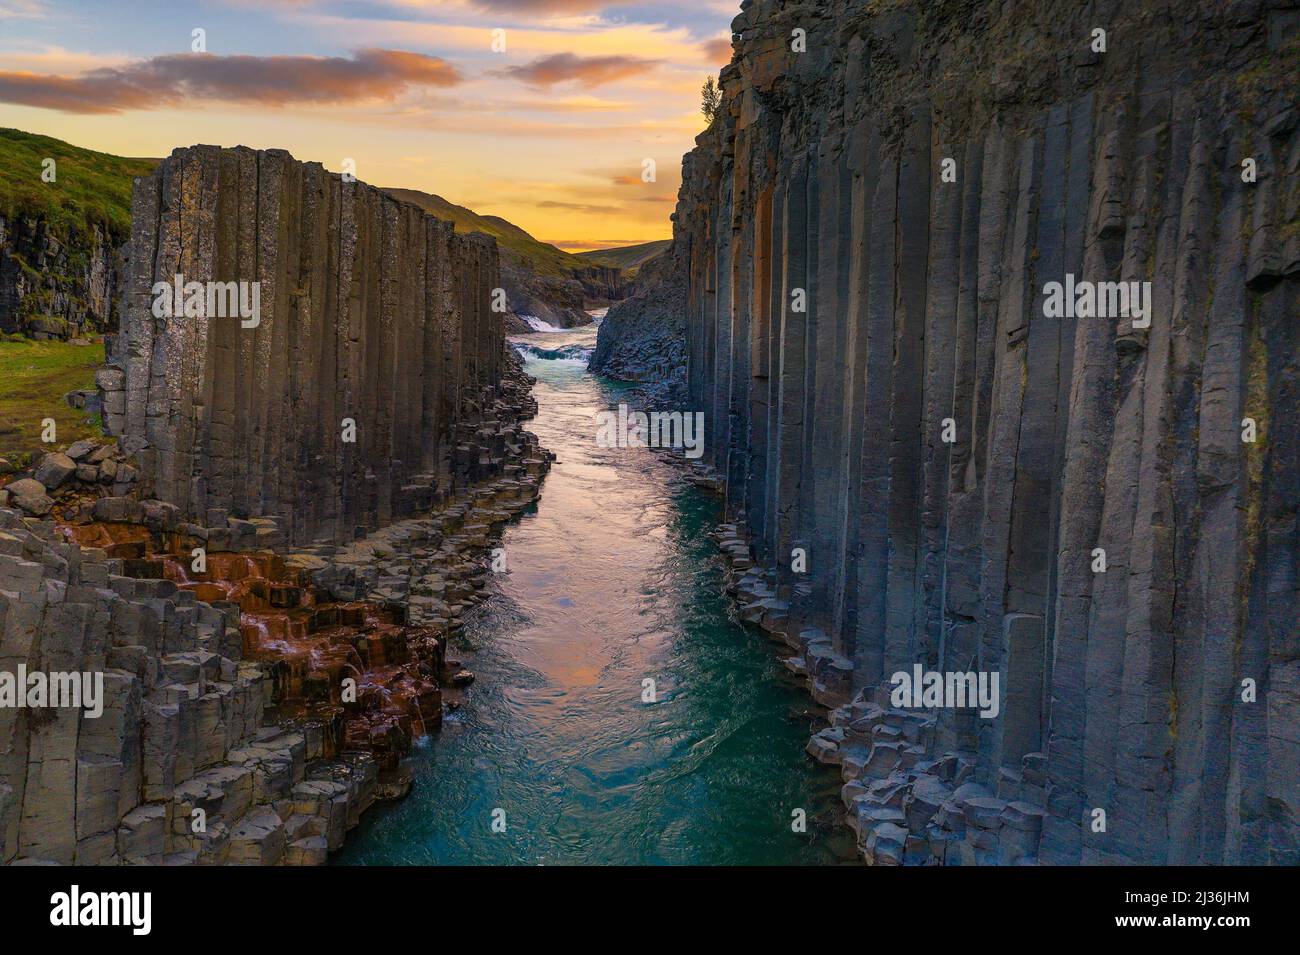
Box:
(336, 319), (853, 865)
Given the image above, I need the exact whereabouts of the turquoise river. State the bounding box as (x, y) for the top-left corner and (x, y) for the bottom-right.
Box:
(335, 318), (854, 865)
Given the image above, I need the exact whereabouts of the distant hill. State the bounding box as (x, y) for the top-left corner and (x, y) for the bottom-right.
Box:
(382, 188), (595, 281)
(0, 128), (156, 242)
(384, 186), (629, 328)
(577, 240), (670, 278)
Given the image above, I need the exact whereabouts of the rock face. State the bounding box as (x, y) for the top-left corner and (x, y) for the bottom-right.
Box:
(572, 263), (626, 303)
(102, 146), (507, 547)
(676, 0), (1298, 864)
(0, 506), (291, 865)
(2, 145), (556, 865)
(0, 215), (123, 339)
(0, 446), (544, 864)
(500, 259), (598, 330)
(589, 246), (688, 390)
(0, 324), (549, 867)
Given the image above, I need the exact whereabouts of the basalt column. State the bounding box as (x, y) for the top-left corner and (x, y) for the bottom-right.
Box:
(104, 146), (503, 546)
(676, 0), (1298, 864)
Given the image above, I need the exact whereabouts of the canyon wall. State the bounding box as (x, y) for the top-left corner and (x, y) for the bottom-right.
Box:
(499, 260), (605, 330)
(589, 245), (688, 389)
(1, 146), (547, 864)
(101, 146), (506, 547)
(0, 215), (122, 339)
(680, 0), (1298, 863)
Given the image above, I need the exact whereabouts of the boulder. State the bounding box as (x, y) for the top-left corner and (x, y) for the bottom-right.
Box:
(64, 439), (100, 461)
(34, 452), (76, 489)
(5, 478), (53, 516)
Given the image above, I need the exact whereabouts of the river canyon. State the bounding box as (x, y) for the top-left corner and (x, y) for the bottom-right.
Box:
(338, 319), (853, 865)
(0, 0), (1296, 876)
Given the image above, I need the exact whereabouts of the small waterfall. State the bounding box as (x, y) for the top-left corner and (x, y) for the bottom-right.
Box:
(511, 341), (594, 364)
(521, 315), (563, 332)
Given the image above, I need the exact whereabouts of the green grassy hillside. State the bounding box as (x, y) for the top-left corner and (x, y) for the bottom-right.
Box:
(577, 239), (670, 277)
(0, 128), (156, 241)
(383, 187), (595, 279)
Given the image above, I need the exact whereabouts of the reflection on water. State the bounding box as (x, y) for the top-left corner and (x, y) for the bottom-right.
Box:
(336, 317), (853, 865)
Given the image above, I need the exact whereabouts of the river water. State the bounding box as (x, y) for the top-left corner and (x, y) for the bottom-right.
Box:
(336, 317), (853, 865)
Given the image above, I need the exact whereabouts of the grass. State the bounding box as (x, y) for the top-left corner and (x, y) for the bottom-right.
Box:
(0, 337), (104, 464)
(577, 239), (671, 277)
(0, 128), (156, 244)
(383, 187), (598, 280)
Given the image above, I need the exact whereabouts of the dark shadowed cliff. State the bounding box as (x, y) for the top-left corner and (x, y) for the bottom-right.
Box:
(668, 0), (1298, 864)
(589, 243), (688, 390)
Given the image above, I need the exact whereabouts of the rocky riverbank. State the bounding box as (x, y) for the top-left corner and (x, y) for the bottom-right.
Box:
(709, 516), (1043, 866)
(1, 143), (562, 864)
(0, 348), (552, 864)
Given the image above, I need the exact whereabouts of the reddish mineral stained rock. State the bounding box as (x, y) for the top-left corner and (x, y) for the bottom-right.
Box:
(58, 518), (444, 775)
(57, 518), (151, 558)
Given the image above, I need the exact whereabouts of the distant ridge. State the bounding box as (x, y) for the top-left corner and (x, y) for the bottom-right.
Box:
(577, 239), (670, 278)
(0, 127), (156, 241)
(382, 187), (595, 280)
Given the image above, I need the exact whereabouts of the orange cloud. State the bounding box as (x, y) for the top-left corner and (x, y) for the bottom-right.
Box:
(465, 0), (630, 11)
(497, 52), (659, 88)
(0, 48), (461, 114)
(534, 199), (622, 214)
(702, 38), (731, 64)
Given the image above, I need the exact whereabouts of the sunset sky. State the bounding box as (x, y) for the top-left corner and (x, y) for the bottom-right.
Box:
(0, 0), (736, 250)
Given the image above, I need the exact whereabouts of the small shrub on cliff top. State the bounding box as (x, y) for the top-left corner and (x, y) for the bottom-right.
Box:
(701, 76), (721, 123)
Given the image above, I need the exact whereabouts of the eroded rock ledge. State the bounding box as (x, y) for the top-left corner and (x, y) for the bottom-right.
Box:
(678, 0), (1298, 864)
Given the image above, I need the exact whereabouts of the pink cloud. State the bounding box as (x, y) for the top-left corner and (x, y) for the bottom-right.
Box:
(0, 48), (462, 114)
(701, 38), (731, 64)
(497, 52), (659, 89)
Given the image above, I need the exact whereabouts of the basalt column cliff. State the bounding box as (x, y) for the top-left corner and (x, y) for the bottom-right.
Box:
(1, 146), (547, 864)
(101, 145), (505, 546)
(680, 1), (1298, 864)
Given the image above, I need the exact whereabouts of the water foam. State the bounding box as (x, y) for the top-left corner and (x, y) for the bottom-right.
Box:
(522, 315), (563, 333)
